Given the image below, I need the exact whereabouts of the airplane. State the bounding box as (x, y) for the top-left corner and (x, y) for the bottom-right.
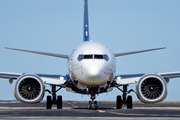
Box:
(1, 0), (180, 110)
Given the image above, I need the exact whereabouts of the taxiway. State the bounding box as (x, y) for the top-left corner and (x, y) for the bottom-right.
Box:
(0, 101), (180, 119)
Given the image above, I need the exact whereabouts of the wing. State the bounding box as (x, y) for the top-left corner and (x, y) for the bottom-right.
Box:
(5, 47), (69, 59)
(114, 47), (166, 57)
(114, 71), (180, 85)
(0, 71), (67, 86)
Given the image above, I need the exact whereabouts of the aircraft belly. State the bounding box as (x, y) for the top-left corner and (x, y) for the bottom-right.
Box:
(69, 69), (114, 93)
(71, 79), (112, 93)
(71, 71), (114, 94)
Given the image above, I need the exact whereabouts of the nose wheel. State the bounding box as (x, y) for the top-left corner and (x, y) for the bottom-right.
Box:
(88, 100), (97, 109)
(88, 95), (97, 109)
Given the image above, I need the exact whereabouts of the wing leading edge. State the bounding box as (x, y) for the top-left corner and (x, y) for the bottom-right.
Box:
(114, 47), (166, 57)
(0, 72), (67, 86)
(114, 71), (180, 85)
(5, 47), (69, 59)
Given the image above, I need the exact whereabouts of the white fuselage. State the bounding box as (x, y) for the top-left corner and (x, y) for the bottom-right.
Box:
(68, 41), (116, 91)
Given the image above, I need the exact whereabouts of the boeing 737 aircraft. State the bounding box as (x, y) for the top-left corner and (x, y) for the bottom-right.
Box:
(1, 0), (180, 109)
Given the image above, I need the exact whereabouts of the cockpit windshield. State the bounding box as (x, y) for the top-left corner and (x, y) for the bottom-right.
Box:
(77, 54), (109, 61)
(84, 55), (93, 59)
(94, 55), (103, 59)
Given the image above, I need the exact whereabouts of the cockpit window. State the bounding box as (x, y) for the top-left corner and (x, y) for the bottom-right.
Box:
(77, 54), (109, 61)
(83, 55), (93, 59)
(94, 55), (103, 59)
(103, 54), (109, 61)
(77, 54), (83, 61)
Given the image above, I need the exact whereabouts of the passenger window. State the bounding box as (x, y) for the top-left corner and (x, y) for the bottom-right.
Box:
(94, 55), (103, 59)
(84, 55), (93, 59)
(77, 54), (83, 61)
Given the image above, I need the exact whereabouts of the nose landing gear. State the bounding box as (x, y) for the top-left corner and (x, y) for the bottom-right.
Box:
(116, 85), (134, 109)
(87, 86), (99, 110)
(88, 95), (97, 109)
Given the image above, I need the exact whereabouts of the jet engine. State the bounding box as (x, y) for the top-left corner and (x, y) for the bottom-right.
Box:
(136, 73), (167, 103)
(14, 73), (45, 103)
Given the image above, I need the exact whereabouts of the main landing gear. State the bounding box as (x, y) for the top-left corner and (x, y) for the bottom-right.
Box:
(88, 94), (97, 110)
(46, 85), (63, 109)
(116, 85), (134, 109)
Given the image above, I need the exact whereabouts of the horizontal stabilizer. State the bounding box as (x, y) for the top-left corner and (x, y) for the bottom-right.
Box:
(5, 47), (69, 59)
(114, 47), (166, 57)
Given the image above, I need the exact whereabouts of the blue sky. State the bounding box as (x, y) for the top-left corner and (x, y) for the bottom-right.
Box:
(0, 0), (180, 102)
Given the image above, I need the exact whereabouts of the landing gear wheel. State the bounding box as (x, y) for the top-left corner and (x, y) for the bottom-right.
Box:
(94, 101), (97, 110)
(89, 101), (92, 109)
(116, 95), (122, 109)
(127, 95), (132, 109)
(57, 95), (62, 109)
(46, 96), (52, 109)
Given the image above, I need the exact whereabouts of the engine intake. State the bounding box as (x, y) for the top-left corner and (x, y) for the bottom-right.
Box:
(14, 73), (45, 103)
(136, 73), (167, 103)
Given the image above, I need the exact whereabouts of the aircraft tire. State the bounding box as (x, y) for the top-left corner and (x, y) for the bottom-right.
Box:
(94, 101), (97, 110)
(116, 95), (122, 109)
(89, 101), (92, 109)
(127, 95), (133, 109)
(46, 96), (52, 109)
(57, 95), (62, 109)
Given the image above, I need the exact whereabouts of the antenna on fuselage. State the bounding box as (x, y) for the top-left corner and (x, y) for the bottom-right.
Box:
(83, 0), (90, 42)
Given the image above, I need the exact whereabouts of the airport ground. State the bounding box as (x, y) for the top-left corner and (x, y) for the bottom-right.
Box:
(0, 101), (180, 120)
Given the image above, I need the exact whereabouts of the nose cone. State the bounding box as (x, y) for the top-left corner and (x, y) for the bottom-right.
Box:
(88, 66), (101, 77)
(85, 65), (103, 83)
(81, 61), (112, 84)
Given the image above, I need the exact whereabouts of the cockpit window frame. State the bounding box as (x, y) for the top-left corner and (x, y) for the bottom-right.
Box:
(77, 54), (109, 61)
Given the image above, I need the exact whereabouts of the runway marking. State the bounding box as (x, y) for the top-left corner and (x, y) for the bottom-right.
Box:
(161, 101), (180, 104)
(79, 102), (87, 104)
(71, 102), (78, 104)
(108, 111), (180, 117)
(96, 109), (106, 113)
(67, 102), (78, 108)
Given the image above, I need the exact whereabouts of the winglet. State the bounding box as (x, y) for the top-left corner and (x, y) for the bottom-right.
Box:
(83, 0), (90, 42)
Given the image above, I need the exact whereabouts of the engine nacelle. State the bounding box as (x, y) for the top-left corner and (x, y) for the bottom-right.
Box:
(136, 73), (167, 103)
(14, 73), (45, 103)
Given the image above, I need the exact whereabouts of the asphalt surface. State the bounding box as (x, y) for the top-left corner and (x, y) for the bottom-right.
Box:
(0, 101), (180, 119)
